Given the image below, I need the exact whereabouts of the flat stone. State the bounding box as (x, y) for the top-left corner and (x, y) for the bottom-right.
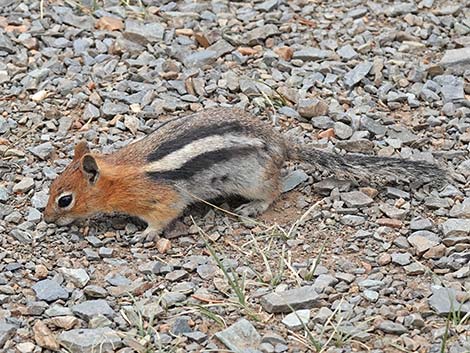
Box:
(281, 309), (310, 331)
(429, 286), (470, 315)
(10, 229), (33, 243)
(260, 286), (320, 313)
(183, 50), (218, 68)
(124, 19), (164, 44)
(442, 219), (470, 237)
(28, 142), (54, 160)
(391, 252), (411, 266)
(0, 321), (16, 348)
(363, 289), (379, 302)
(102, 100), (128, 116)
(245, 24), (279, 45)
(340, 191), (374, 208)
(13, 177), (35, 193)
(313, 274), (338, 292)
(440, 47), (470, 68)
(378, 320), (408, 334)
(60, 268), (90, 288)
(282, 170), (309, 192)
(215, 319), (261, 353)
(72, 300), (115, 320)
(207, 40), (234, 58)
(334, 122), (353, 139)
(58, 328), (122, 353)
(407, 231), (440, 253)
(297, 98), (329, 118)
(292, 48), (330, 61)
(344, 61), (373, 87)
(171, 316), (192, 335)
(337, 44), (358, 60)
(32, 280), (69, 302)
(380, 204), (408, 219)
(0, 32), (15, 53)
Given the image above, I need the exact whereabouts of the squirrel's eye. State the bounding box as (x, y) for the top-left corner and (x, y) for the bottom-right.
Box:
(58, 195), (73, 208)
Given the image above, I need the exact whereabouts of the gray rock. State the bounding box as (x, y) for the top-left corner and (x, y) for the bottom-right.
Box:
(83, 248), (100, 261)
(281, 309), (310, 331)
(282, 170), (309, 192)
(245, 24), (279, 45)
(379, 204), (408, 219)
(184, 331), (208, 343)
(391, 252), (411, 266)
(0, 321), (16, 348)
(256, 0), (279, 11)
(216, 319), (261, 353)
(0, 186), (8, 202)
(58, 328), (122, 353)
(83, 103), (100, 120)
(207, 40), (234, 58)
(99, 247), (114, 258)
(102, 100), (128, 116)
(363, 290), (379, 302)
(261, 286), (320, 313)
(105, 273), (130, 286)
(340, 215), (366, 226)
(340, 191), (373, 208)
(313, 274), (338, 292)
(378, 320), (408, 334)
(434, 75), (464, 102)
(410, 218), (433, 230)
(297, 98), (329, 118)
(72, 300), (115, 320)
(334, 122), (353, 139)
(13, 177), (34, 193)
(10, 229), (33, 243)
(440, 47), (470, 68)
(183, 50), (218, 68)
(28, 142), (54, 161)
(31, 190), (49, 209)
(358, 279), (384, 289)
(171, 316), (192, 335)
(442, 219), (470, 237)
(429, 286), (470, 315)
(344, 62), (373, 87)
(84, 285), (107, 298)
(124, 19), (164, 44)
(60, 268), (90, 288)
(337, 44), (358, 60)
(292, 48), (330, 61)
(32, 279), (69, 302)
(407, 231), (440, 253)
(0, 32), (15, 53)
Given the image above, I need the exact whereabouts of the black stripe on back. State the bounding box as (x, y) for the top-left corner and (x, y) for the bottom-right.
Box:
(147, 121), (245, 163)
(147, 146), (258, 180)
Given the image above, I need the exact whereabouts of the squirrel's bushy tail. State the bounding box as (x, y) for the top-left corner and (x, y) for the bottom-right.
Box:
(289, 145), (447, 184)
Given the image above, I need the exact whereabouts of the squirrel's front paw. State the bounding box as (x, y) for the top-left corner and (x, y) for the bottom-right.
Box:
(130, 227), (161, 244)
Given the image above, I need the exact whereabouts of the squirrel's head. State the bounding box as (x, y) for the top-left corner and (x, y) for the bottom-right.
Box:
(44, 141), (102, 226)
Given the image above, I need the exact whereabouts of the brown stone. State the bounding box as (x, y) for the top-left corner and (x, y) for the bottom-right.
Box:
(33, 321), (60, 351)
(377, 218), (403, 228)
(274, 46), (293, 61)
(423, 244), (446, 259)
(318, 128), (335, 139)
(95, 16), (124, 31)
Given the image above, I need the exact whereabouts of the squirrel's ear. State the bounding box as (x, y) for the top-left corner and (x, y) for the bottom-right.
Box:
(74, 141), (90, 161)
(81, 154), (100, 184)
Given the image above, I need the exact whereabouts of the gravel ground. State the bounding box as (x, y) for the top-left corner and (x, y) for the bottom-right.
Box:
(1, 0), (470, 352)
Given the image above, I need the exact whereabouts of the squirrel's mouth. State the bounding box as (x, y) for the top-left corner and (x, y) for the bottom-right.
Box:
(55, 216), (75, 226)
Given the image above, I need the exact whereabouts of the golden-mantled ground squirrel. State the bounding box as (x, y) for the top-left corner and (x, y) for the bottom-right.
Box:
(43, 107), (445, 241)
